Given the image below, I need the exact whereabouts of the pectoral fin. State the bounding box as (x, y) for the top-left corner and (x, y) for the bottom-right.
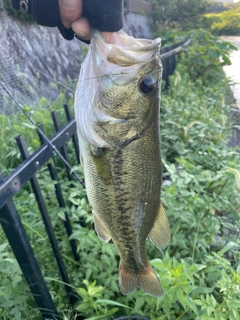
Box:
(93, 211), (111, 242)
(80, 154), (84, 170)
(148, 203), (171, 250)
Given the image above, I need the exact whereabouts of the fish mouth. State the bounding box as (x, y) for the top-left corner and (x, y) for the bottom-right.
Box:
(92, 29), (161, 74)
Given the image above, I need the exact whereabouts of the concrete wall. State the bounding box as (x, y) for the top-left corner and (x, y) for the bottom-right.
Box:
(123, 12), (153, 39)
(126, 0), (152, 14)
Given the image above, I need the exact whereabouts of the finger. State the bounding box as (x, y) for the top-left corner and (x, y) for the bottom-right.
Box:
(101, 32), (124, 45)
(71, 17), (91, 41)
(59, 0), (83, 28)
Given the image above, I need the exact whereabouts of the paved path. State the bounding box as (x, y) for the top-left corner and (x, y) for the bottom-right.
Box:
(222, 36), (240, 107)
(221, 36), (240, 147)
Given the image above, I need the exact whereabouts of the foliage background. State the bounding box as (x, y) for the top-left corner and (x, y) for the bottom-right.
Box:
(150, 0), (211, 36)
(0, 28), (240, 319)
(150, 0), (240, 37)
(205, 3), (240, 35)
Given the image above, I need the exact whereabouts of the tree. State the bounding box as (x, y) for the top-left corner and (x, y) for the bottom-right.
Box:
(207, 2), (230, 13)
(150, 0), (211, 32)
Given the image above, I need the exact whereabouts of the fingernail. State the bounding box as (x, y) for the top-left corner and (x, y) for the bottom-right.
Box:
(60, 0), (80, 10)
(72, 19), (90, 40)
(73, 29), (89, 40)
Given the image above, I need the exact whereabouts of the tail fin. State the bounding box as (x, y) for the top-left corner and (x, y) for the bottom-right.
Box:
(119, 261), (163, 297)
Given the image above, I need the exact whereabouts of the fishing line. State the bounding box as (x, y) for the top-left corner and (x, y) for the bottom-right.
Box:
(0, 30), (191, 187)
(0, 80), (84, 186)
(1, 74), (211, 183)
(38, 72), (129, 117)
(0, 65), (130, 188)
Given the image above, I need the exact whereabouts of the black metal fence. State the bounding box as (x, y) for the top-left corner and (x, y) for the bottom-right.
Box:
(0, 105), (80, 319)
(0, 39), (190, 320)
(161, 38), (191, 87)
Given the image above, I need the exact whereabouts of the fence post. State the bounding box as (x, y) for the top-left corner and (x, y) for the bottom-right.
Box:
(64, 104), (80, 164)
(0, 172), (61, 320)
(15, 135), (75, 303)
(36, 122), (80, 264)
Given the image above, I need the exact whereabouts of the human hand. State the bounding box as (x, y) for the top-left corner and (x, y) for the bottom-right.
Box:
(58, 0), (121, 44)
(58, 0), (90, 41)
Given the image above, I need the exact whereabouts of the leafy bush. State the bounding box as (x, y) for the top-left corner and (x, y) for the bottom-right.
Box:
(150, 0), (210, 34)
(0, 243), (34, 320)
(207, 1), (231, 14)
(205, 7), (240, 35)
(160, 29), (236, 83)
(179, 30), (236, 83)
(0, 32), (240, 319)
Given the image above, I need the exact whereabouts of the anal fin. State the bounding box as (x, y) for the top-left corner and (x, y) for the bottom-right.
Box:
(148, 202), (171, 250)
(119, 261), (163, 297)
(93, 211), (111, 242)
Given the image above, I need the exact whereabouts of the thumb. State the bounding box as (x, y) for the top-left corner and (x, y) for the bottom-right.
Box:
(60, 0), (81, 10)
(59, 0), (82, 28)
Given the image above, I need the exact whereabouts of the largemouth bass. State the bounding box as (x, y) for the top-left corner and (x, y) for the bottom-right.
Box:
(74, 30), (170, 297)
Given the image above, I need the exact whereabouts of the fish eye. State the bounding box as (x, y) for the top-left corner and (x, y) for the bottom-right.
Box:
(139, 76), (156, 95)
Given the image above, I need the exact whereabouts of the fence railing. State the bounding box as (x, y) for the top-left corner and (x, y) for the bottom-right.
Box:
(161, 38), (191, 87)
(0, 39), (190, 320)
